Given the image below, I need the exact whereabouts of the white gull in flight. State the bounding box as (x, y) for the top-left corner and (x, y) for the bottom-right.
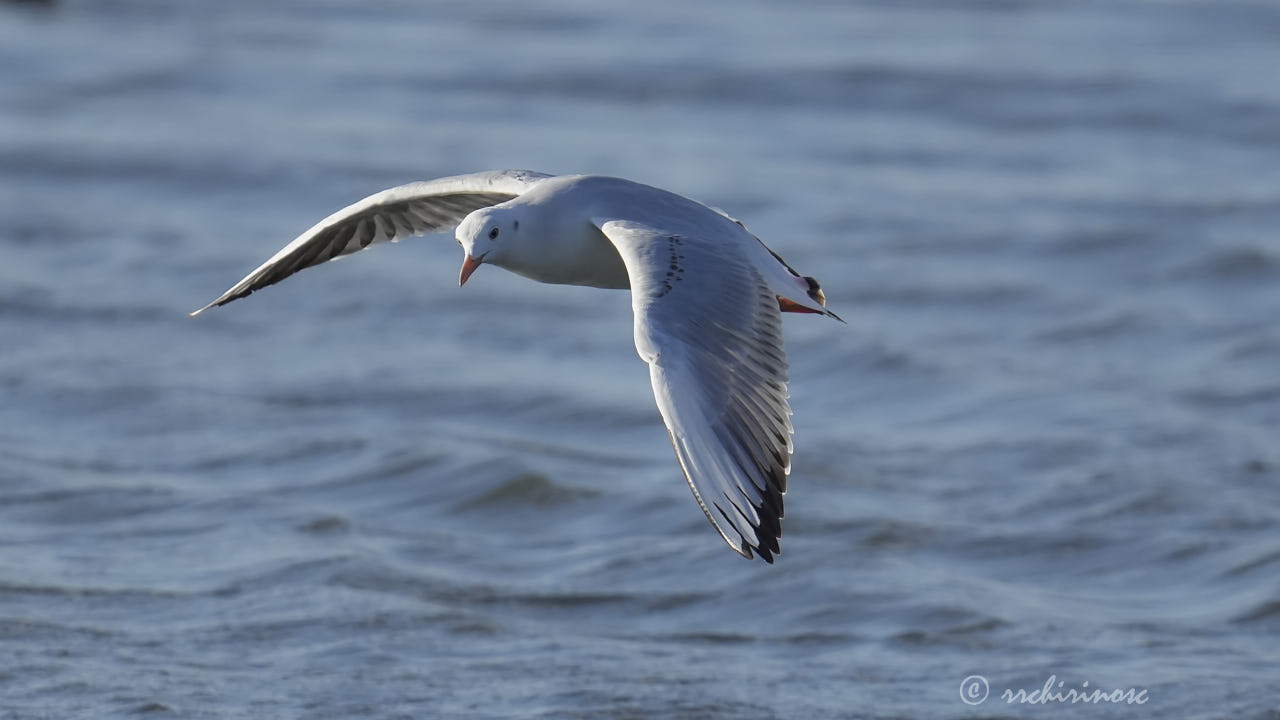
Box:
(193, 171), (843, 562)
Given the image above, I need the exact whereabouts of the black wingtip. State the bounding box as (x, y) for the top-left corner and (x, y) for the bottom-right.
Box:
(749, 521), (780, 563)
(754, 526), (781, 563)
(743, 506), (782, 564)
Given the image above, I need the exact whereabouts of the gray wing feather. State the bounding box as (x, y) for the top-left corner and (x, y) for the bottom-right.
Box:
(595, 218), (793, 562)
(191, 169), (550, 315)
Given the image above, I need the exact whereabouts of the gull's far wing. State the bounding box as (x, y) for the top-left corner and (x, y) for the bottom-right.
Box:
(594, 218), (793, 562)
(191, 169), (551, 315)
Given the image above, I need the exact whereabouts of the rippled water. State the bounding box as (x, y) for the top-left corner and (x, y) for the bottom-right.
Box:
(3, 1), (1280, 718)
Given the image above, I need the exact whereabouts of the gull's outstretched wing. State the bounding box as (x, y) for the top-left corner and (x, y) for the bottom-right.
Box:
(191, 169), (551, 315)
(594, 218), (793, 562)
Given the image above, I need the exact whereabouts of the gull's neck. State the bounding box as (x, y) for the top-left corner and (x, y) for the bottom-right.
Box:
(493, 179), (630, 290)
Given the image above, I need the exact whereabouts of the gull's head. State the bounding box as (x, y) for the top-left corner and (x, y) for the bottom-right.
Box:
(455, 205), (526, 286)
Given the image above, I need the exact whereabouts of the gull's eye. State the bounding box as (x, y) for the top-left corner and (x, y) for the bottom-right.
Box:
(488, 227), (500, 240)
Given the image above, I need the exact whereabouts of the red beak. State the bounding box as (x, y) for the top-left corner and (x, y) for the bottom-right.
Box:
(459, 253), (485, 286)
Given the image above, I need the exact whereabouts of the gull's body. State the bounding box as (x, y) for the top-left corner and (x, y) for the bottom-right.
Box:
(194, 171), (841, 562)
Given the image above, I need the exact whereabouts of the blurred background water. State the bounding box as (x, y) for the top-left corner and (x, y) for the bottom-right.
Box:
(3, 0), (1280, 718)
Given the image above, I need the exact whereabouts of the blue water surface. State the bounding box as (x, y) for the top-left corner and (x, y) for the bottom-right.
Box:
(2, 1), (1279, 718)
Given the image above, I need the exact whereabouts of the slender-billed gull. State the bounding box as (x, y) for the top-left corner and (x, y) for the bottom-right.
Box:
(193, 171), (842, 562)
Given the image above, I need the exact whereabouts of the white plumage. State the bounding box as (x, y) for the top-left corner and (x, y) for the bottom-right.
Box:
(194, 171), (842, 562)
